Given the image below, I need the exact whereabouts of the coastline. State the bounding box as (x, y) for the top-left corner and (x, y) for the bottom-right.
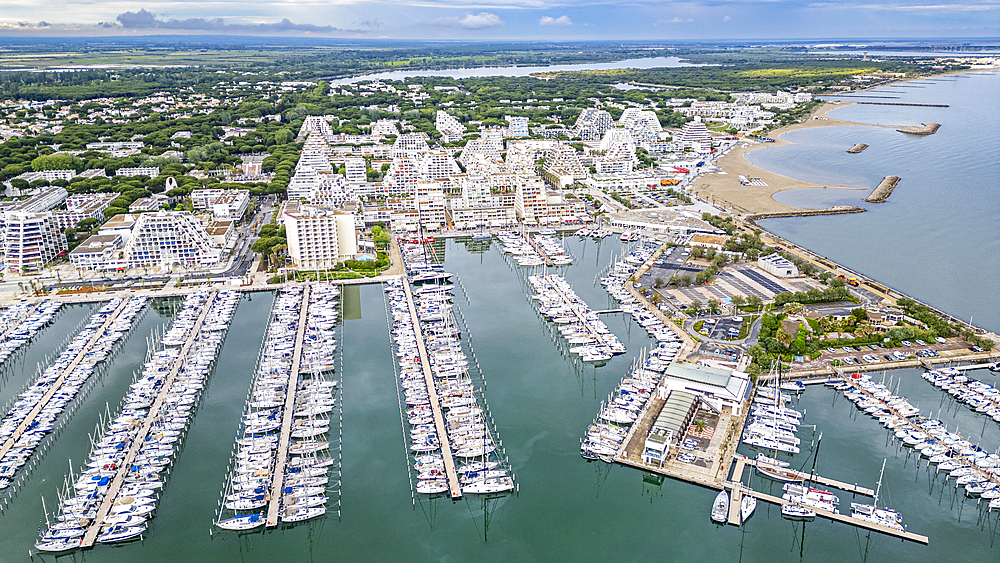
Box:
(695, 68), (995, 215)
(692, 102), (884, 215)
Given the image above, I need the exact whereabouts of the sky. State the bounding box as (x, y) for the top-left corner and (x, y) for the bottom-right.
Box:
(0, 0), (998, 40)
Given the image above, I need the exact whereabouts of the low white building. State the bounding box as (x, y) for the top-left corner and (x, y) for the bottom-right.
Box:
(190, 189), (250, 220)
(69, 233), (125, 271)
(758, 254), (799, 278)
(657, 362), (752, 416)
(116, 167), (160, 178)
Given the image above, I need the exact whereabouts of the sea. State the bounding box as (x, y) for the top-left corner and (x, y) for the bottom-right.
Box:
(749, 70), (1000, 334)
(0, 71), (998, 563)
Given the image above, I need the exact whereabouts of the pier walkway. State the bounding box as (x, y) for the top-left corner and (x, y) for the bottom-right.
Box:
(742, 457), (873, 496)
(81, 291), (218, 548)
(401, 280), (462, 499)
(0, 301), (42, 342)
(724, 484), (929, 543)
(527, 236), (554, 267)
(547, 281), (616, 357)
(727, 457), (925, 542)
(842, 376), (1000, 489)
(265, 285), (311, 527)
(0, 298), (130, 462)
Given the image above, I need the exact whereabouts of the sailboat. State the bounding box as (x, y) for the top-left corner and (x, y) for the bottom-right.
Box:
(711, 489), (729, 523)
(740, 488), (757, 523)
(850, 459), (904, 531)
(781, 432), (833, 519)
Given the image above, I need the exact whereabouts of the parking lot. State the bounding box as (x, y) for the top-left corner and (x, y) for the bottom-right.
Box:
(700, 316), (744, 340)
(674, 410), (718, 468)
(794, 339), (980, 369)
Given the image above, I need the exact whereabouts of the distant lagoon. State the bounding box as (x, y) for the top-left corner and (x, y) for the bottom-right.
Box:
(330, 56), (699, 84)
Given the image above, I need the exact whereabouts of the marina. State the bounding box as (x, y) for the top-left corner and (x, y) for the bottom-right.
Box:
(0, 297), (146, 491)
(0, 234), (991, 560)
(0, 300), (62, 367)
(32, 290), (240, 551)
(528, 274), (626, 362)
(385, 239), (515, 501)
(214, 283), (341, 530)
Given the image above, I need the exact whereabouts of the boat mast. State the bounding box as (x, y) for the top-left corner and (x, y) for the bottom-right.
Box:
(809, 432), (823, 487)
(874, 458), (886, 508)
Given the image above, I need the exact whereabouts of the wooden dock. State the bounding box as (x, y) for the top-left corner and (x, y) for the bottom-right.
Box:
(742, 457), (874, 496)
(724, 485), (929, 544)
(727, 457), (746, 525)
(265, 285), (311, 527)
(0, 298), (131, 461)
(547, 280), (617, 357)
(0, 301), (43, 341)
(526, 235), (554, 267)
(81, 291), (218, 548)
(402, 280), (462, 499)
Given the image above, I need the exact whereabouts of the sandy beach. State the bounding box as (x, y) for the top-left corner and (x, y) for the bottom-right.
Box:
(692, 101), (890, 215)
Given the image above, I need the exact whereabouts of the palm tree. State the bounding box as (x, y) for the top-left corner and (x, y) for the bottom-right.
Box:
(776, 329), (794, 348)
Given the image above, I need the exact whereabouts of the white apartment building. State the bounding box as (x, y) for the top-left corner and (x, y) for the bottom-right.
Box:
(52, 192), (119, 230)
(382, 157), (420, 195)
(121, 211), (223, 269)
(190, 188), (250, 219)
(514, 179), (547, 223)
(676, 119), (713, 153)
(505, 115), (529, 137)
(435, 111), (465, 143)
(618, 108), (663, 142)
(116, 167), (160, 178)
(3, 212), (67, 274)
(451, 205), (517, 229)
(391, 134), (430, 159)
(282, 201), (358, 269)
(297, 115), (336, 143)
(370, 119), (400, 137)
(344, 157), (366, 184)
(573, 109), (614, 141)
(421, 151), (461, 180)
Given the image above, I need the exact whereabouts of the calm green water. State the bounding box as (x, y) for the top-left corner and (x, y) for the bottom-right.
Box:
(1, 239), (998, 561)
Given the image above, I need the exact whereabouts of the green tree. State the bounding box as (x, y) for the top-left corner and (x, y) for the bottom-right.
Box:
(32, 153), (83, 172)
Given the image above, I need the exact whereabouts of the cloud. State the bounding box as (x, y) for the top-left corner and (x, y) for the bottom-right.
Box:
(427, 12), (504, 30)
(38, 21), (50, 28)
(539, 15), (573, 26)
(115, 8), (342, 34)
(666, 16), (695, 23)
(724, 15), (731, 21)
(356, 18), (382, 30)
